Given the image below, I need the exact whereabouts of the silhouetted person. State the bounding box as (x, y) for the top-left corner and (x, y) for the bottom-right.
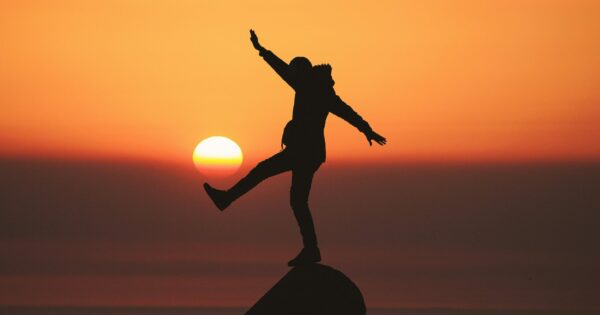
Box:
(204, 30), (386, 266)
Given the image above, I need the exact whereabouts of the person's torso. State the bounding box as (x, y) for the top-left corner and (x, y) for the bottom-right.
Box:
(281, 85), (336, 162)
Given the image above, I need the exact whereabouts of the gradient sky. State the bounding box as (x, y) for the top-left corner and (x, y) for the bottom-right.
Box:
(1, 0), (600, 164)
(1, 0), (600, 312)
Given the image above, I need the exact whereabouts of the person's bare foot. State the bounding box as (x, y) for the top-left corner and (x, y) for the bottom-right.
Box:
(203, 183), (231, 211)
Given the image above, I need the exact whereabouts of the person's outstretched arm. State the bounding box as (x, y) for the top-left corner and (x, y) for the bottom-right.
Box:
(250, 29), (297, 89)
(330, 94), (387, 146)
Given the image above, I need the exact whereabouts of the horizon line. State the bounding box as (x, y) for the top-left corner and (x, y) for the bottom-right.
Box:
(1, 151), (600, 167)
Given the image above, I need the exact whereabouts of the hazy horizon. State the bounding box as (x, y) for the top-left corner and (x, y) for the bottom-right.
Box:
(2, 157), (598, 310)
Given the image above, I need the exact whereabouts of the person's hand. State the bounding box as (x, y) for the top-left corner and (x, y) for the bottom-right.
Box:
(365, 130), (387, 146)
(250, 29), (263, 51)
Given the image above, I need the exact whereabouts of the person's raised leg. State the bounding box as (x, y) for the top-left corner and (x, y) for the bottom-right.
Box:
(204, 150), (291, 211)
(287, 162), (321, 266)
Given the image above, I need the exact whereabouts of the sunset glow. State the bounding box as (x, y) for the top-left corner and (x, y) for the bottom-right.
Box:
(1, 1), (599, 164)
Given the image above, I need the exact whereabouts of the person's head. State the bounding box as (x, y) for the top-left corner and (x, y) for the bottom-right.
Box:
(289, 56), (312, 80)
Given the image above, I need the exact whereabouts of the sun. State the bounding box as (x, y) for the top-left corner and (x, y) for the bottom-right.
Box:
(193, 136), (243, 177)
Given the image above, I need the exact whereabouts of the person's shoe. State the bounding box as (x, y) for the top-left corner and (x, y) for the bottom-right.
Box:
(203, 183), (231, 211)
(287, 246), (321, 267)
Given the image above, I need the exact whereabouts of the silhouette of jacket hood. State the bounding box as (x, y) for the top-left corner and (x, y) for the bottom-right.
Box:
(313, 64), (335, 88)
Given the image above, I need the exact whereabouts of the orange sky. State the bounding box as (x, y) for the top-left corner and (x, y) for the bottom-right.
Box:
(1, 0), (600, 165)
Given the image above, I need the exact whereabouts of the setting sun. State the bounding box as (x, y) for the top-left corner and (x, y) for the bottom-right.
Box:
(193, 136), (243, 177)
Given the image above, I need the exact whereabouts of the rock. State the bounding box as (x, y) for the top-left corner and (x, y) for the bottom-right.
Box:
(245, 263), (366, 315)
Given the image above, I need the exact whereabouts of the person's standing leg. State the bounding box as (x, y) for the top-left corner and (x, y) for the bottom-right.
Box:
(204, 150), (292, 210)
(287, 162), (321, 266)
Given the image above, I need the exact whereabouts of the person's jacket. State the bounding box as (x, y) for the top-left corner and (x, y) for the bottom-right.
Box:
(260, 50), (372, 164)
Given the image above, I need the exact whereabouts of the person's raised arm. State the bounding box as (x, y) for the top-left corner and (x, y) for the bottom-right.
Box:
(330, 94), (387, 146)
(250, 29), (297, 89)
